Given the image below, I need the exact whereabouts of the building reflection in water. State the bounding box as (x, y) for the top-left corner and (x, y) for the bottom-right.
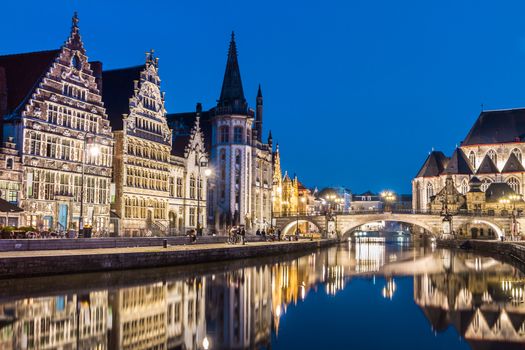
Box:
(0, 243), (524, 349)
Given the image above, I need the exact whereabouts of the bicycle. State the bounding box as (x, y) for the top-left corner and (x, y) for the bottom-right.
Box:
(227, 234), (242, 245)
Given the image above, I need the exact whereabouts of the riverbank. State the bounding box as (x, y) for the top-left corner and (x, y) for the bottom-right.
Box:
(0, 238), (339, 278)
(437, 239), (525, 272)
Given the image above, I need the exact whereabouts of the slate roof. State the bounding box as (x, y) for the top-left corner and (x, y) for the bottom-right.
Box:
(0, 49), (60, 114)
(485, 182), (516, 202)
(102, 65), (144, 131)
(463, 108), (525, 146)
(476, 155), (499, 174)
(501, 153), (525, 173)
(218, 32), (247, 114)
(166, 111), (212, 157)
(444, 148), (473, 175)
(415, 151), (448, 178)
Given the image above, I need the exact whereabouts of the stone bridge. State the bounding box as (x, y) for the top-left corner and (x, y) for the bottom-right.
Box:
(274, 212), (523, 239)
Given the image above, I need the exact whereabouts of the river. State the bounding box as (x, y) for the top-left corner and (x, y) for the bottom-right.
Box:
(0, 239), (523, 349)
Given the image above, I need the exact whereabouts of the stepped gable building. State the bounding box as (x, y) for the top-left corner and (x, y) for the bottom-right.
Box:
(413, 108), (525, 214)
(103, 51), (208, 236)
(168, 33), (273, 232)
(0, 13), (113, 233)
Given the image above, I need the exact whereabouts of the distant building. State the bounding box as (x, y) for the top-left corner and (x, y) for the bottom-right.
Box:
(350, 191), (382, 212)
(413, 108), (525, 212)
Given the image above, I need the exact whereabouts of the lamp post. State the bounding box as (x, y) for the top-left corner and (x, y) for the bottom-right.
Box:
(196, 152), (211, 236)
(505, 194), (521, 240)
(79, 135), (100, 238)
(381, 191), (396, 213)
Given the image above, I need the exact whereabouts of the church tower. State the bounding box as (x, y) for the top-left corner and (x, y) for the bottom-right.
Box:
(211, 32), (255, 228)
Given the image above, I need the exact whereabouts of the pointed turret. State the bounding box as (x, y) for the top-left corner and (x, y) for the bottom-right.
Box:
(268, 130), (273, 149)
(256, 84), (263, 141)
(218, 32), (247, 114)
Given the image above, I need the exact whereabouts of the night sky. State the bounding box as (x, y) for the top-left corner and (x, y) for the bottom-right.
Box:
(4, 0), (525, 194)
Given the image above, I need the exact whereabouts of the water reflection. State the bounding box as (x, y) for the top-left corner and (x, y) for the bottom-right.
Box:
(0, 241), (523, 349)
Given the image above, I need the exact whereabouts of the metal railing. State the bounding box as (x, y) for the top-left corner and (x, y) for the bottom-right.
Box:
(273, 208), (522, 219)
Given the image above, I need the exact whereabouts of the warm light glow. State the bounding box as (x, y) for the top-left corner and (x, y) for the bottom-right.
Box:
(202, 337), (210, 350)
(204, 168), (212, 177)
(275, 304), (282, 317)
(89, 144), (100, 157)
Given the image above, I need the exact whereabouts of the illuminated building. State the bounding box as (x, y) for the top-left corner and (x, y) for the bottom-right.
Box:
(0, 14), (114, 233)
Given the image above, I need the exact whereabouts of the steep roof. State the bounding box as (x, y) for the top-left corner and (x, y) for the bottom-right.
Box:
(415, 151), (448, 178)
(444, 148), (473, 175)
(217, 32), (247, 114)
(102, 65), (144, 130)
(476, 155), (500, 174)
(485, 182), (516, 202)
(0, 49), (60, 114)
(501, 153), (525, 173)
(463, 108), (525, 146)
(167, 111), (212, 157)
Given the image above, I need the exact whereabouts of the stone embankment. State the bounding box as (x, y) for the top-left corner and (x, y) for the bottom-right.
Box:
(0, 238), (339, 278)
(437, 239), (525, 271)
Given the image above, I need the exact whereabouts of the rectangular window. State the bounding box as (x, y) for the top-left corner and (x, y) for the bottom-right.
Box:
(190, 177), (195, 199)
(220, 126), (229, 143)
(176, 177), (183, 197)
(189, 207), (196, 226)
(234, 127), (243, 143)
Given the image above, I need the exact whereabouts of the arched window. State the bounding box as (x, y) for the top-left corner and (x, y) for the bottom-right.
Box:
(512, 148), (522, 162)
(460, 179), (469, 194)
(487, 149), (497, 164)
(6, 158), (13, 170)
(469, 151), (476, 169)
(507, 177), (521, 194)
(426, 183), (434, 202)
(71, 54), (82, 70)
(481, 178), (493, 192)
(219, 126), (229, 143)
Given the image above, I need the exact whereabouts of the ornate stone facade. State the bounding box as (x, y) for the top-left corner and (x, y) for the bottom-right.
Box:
(0, 14), (113, 233)
(103, 52), (208, 236)
(413, 108), (525, 215)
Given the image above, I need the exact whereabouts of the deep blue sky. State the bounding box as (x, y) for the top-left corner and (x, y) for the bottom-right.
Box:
(4, 1), (525, 194)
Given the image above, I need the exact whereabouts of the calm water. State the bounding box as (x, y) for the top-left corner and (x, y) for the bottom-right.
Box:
(0, 240), (523, 350)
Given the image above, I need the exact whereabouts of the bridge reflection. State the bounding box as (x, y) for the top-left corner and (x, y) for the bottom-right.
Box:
(0, 243), (523, 349)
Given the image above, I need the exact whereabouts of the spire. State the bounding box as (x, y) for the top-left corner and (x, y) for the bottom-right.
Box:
(72, 11), (79, 29)
(257, 84), (263, 98)
(256, 84), (263, 141)
(218, 31), (247, 113)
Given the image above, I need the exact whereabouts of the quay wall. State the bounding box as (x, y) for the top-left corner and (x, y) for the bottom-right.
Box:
(0, 236), (264, 252)
(0, 239), (339, 278)
(437, 239), (525, 271)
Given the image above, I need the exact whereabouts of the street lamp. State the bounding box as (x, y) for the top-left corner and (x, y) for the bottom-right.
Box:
(196, 153), (211, 236)
(79, 135), (100, 238)
(381, 191), (396, 213)
(502, 194), (521, 240)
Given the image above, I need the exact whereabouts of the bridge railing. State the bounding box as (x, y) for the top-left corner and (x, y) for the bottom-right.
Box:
(273, 208), (520, 218)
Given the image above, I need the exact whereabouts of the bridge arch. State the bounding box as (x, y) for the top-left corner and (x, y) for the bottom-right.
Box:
(459, 219), (504, 240)
(340, 218), (437, 238)
(280, 219), (323, 237)
(338, 213), (436, 236)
